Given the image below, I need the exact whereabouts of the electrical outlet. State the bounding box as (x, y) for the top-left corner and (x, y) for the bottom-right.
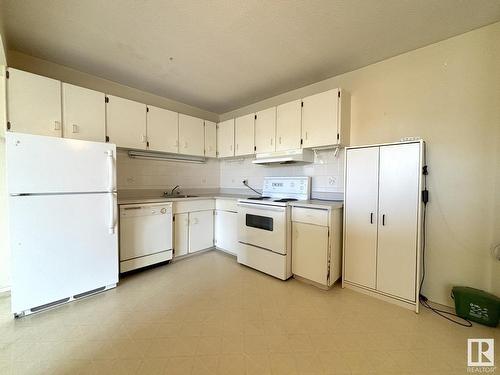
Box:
(328, 176), (336, 186)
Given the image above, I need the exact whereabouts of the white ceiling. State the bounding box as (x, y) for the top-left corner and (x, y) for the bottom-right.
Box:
(3, 0), (500, 113)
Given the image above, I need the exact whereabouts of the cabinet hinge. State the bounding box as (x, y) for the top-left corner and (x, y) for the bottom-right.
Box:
(5, 70), (9, 79)
(6, 121), (11, 130)
(105, 97), (109, 103)
(301, 101), (304, 107)
(300, 138), (303, 145)
(105, 136), (110, 142)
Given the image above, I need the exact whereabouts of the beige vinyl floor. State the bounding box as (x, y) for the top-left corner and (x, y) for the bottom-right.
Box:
(0, 250), (498, 375)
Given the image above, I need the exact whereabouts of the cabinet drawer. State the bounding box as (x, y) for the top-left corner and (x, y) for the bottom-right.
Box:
(173, 199), (215, 214)
(292, 207), (329, 226)
(215, 198), (238, 212)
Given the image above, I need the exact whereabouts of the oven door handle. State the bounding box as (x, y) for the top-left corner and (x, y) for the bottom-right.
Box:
(237, 202), (286, 212)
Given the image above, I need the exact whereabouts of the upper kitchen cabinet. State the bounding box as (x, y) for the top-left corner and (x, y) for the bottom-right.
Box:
(234, 113), (255, 156)
(62, 83), (105, 142)
(7, 68), (62, 137)
(178, 114), (204, 156)
(204, 121), (217, 158)
(147, 105), (179, 153)
(106, 95), (147, 149)
(301, 88), (350, 148)
(276, 99), (302, 151)
(254, 107), (276, 154)
(217, 119), (235, 158)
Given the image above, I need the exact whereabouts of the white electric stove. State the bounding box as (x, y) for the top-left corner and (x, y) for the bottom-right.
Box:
(237, 177), (311, 280)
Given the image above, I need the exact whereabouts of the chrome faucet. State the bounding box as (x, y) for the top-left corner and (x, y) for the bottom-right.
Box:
(164, 185), (181, 197)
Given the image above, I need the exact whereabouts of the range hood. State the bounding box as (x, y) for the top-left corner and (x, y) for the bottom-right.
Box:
(252, 149), (314, 165)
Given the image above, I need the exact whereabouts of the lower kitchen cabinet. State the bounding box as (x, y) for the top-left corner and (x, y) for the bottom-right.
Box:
(291, 204), (343, 289)
(214, 198), (239, 255)
(188, 210), (214, 253)
(173, 200), (215, 257)
(215, 210), (238, 255)
(292, 222), (329, 285)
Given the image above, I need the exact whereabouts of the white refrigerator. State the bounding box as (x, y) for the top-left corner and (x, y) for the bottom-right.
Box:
(6, 133), (119, 317)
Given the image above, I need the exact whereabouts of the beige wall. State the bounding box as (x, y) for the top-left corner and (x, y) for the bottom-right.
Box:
(221, 22), (500, 306)
(7, 50), (218, 122)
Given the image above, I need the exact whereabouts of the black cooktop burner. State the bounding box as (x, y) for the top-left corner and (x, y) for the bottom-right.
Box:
(273, 198), (298, 203)
(247, 196), (270, 200)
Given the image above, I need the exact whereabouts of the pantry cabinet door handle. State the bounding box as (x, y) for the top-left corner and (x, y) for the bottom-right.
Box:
(370, 212), (373, 224)
(382, 214), (386, 226)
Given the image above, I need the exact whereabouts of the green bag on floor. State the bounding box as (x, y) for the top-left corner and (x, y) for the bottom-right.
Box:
(451, 286), (500, 327)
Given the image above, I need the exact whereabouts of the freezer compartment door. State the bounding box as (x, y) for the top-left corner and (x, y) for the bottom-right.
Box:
(9, 193), (118, 314)
(6, 133), (116, 194)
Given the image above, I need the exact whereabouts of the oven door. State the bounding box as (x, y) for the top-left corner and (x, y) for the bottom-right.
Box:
(237, 202), (287, 255)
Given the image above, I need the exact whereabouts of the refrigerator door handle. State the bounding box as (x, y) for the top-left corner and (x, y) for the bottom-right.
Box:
(106, 150), (115, 192)
(108, 193), (116, 234)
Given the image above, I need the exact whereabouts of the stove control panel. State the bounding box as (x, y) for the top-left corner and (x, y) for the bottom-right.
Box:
(262, 177), (311, 201)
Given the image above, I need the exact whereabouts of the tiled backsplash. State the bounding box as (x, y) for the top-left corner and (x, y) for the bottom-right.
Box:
(117, 148), (344, 199)
(219, 149), (344, 199)
(117, 150), (220, 190)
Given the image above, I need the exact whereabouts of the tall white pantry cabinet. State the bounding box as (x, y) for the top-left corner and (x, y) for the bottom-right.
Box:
(342, 141), (424, 312)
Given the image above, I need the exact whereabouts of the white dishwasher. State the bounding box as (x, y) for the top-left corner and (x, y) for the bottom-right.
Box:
(119, 202), (173, 273)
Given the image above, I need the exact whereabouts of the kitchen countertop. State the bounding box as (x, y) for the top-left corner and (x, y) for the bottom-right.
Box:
(117, 193), (249, 205)
(118, 194), (343, 209)
(289, 200), (343, 210)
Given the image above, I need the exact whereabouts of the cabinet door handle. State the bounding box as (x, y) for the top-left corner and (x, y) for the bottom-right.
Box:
(54, 121), (61, 131)
(370, 212), (373, 224)
(279, 136), (282, 144)
(270, 138), (273, 146)
(305, 131), (308, 140)
(382, 214), (386, 226)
